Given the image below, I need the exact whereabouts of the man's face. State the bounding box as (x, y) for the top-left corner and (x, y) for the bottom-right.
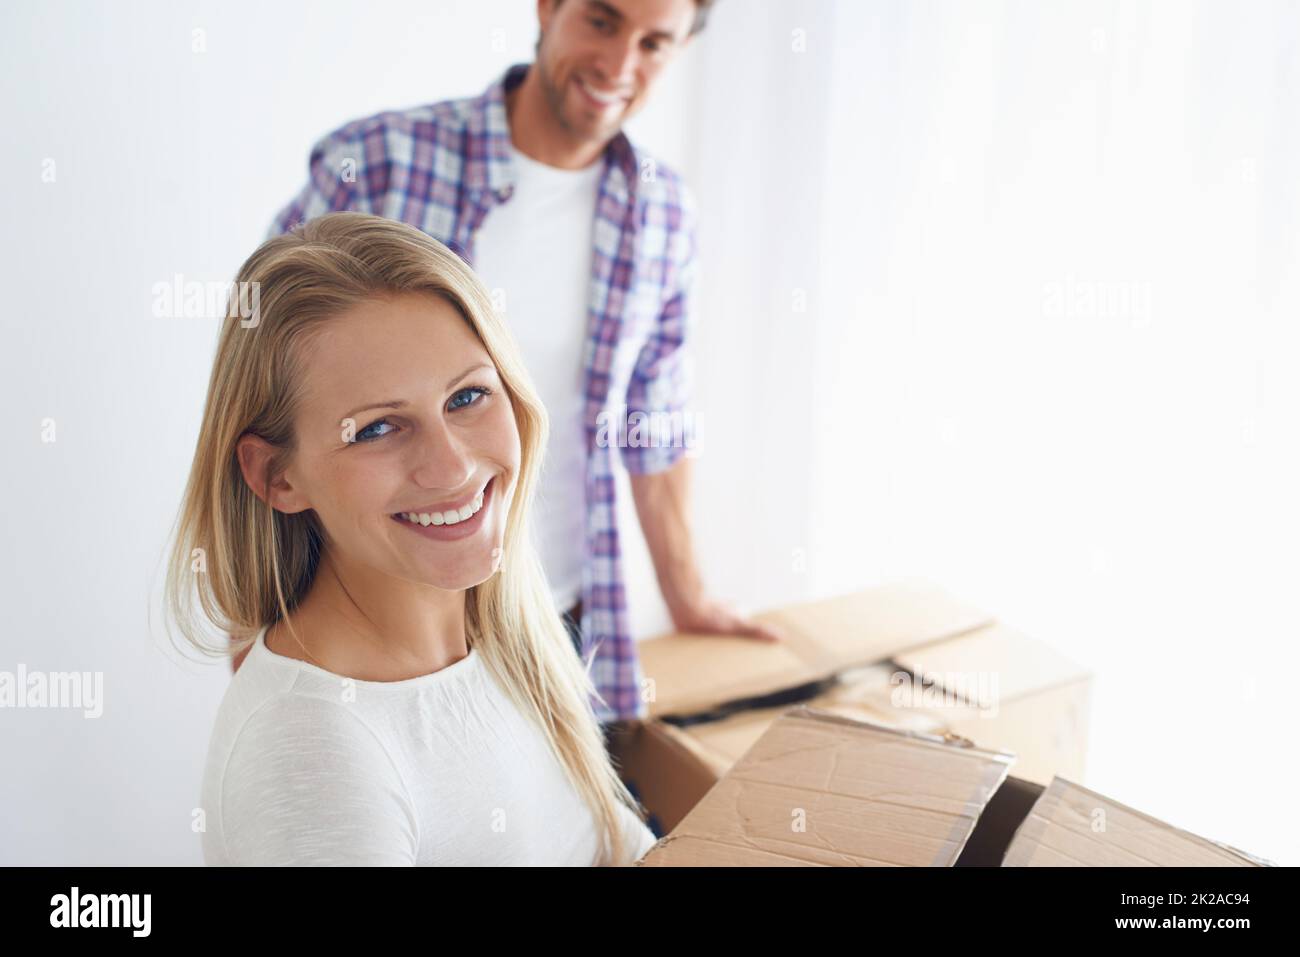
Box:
(534, 0), (697, 145)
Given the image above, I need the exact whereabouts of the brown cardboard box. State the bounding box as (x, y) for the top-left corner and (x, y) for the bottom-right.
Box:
(1001, 777), (1274, 866)
(613, 581), (1093, 834)
(635, 708), (1272, 866)
(637, 580), (994, 718)
(675, 621), (1092, 788)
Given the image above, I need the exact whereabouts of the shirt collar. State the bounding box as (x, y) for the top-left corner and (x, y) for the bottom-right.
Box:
(467, 62), (640, 202)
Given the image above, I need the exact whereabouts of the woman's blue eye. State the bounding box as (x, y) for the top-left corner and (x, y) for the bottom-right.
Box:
(352, 387), (490, 444)
(356, 419), (396, 442)
(449, 386), (491, 411)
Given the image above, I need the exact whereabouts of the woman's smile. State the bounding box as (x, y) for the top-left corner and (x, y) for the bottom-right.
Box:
(390, 475), (496, 542)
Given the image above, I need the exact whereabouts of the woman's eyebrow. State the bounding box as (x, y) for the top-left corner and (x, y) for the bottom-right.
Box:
(340, 398), (408, 422)
(447, 361), (494, 389)
(338, 362), (495, 421)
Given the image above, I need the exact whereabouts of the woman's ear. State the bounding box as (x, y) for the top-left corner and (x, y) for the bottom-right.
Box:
(235, 433), (311, 514)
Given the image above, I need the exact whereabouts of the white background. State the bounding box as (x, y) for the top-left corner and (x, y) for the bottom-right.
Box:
(2, 0), (1296, 865)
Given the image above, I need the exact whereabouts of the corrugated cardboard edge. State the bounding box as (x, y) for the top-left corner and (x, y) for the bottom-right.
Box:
(1002, 776), (1276, 867)
(638, 706), (1017, 866)
(780, 704), (1010, 753)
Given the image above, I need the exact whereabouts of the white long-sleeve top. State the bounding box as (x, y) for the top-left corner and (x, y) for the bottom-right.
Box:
(200, 624), (657, 866)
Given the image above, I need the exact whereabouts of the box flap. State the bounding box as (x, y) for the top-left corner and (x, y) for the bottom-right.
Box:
(639, 580), (994, 718)
(682, 664), (953, 770)
(638, 706), (1015, 866)
(606, 720), (721, 837)
(817, 662), (982, 728)
(638, 634), (824, 719)
(893, 622), (1092, 708)
(674, 704), (792, 772)
(1002, 777), (1273, 867)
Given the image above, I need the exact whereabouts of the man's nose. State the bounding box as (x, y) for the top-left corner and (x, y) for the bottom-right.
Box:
(410, 419), (475, 492)
(594, 35), (639, 88)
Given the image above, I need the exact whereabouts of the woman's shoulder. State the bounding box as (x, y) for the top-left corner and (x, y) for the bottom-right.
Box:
(219, 687), (405, 787)
(212, 629), (360, 744)
(236, 688), (366, 742)
(204, 691), (419, 865)
(207, 633), (408, 803)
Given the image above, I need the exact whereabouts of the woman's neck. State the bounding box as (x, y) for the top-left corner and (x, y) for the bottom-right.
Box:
(268, 552), (469, 682)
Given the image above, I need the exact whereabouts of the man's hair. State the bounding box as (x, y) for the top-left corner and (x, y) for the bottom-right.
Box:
(550, 0), (717, 39)
(687, 0), (716, 36)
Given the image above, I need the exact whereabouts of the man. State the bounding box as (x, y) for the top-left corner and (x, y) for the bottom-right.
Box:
(235, 0), (782, 725)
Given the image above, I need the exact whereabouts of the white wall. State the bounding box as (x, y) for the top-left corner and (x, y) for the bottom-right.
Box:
(3, 0), (1297, 867)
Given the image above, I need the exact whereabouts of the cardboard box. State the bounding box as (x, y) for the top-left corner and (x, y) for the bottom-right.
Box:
(637, 581), (994, 718)
(1001, 776), (1274, 866)
(635, 708), (1272, 866)
(614, 581), (1093, 834)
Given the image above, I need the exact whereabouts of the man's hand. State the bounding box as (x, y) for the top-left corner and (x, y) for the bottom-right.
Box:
(629, 456), (785, 644)
(668, 593), (785, 643)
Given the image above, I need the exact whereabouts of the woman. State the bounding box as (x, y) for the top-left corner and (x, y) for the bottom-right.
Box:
(166, 211), (657, 866)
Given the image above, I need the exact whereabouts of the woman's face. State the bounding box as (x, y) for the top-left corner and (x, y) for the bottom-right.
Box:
(276, 291), (520, 591)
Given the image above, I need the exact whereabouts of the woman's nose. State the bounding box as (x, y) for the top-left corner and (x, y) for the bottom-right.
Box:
(409, 418), (475, 492)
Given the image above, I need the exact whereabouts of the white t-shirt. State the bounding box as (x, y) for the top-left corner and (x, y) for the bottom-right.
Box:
(200, 624), (658, 866)
(471, 144), (602, 612)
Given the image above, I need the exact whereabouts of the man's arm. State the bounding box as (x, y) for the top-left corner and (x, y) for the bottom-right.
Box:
(629, 458), (782, 641)
(620, 177), (781, 642)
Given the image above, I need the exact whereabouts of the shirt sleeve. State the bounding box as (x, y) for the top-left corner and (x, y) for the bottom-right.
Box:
(620, 179), (699, 476)
(219, 694), (420, 866)
(265, 123), (374, 240)
(616, 800), (660, 865)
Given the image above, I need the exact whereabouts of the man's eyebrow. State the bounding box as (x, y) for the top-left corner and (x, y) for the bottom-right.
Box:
(586, 0), (679, 43)
(586, 0), (624, 25)
(338, 362), (495, 421)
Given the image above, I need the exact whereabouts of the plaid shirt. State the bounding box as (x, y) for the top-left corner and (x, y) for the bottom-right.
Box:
(268, 62), (698, 723)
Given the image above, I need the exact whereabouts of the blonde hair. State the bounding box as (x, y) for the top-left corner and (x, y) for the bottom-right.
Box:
(165, 211), (644, 865)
